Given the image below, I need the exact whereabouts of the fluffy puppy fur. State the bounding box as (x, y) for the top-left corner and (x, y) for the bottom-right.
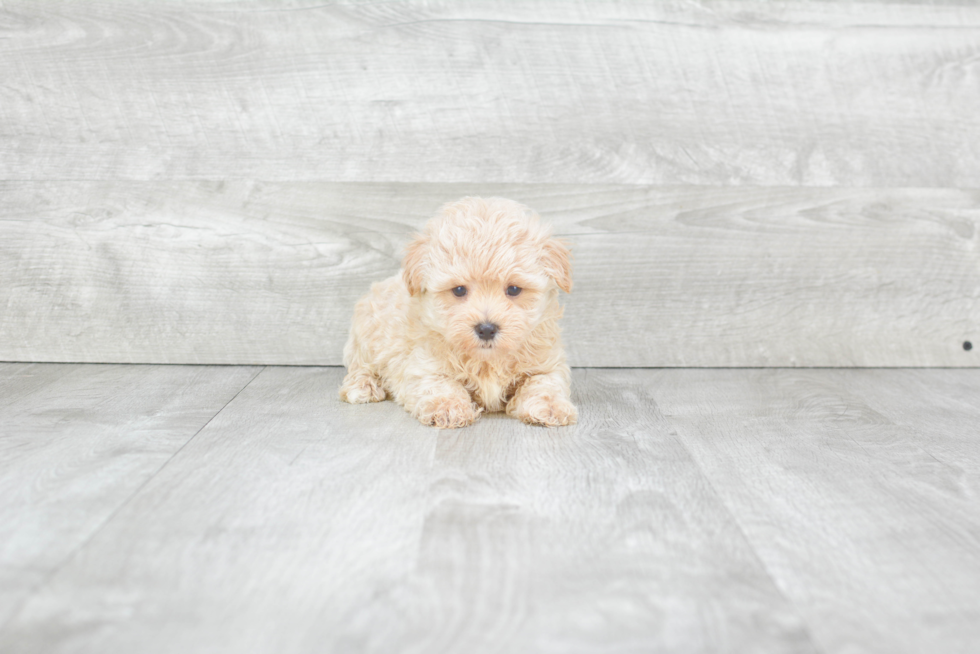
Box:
(339, 197), (577, 429)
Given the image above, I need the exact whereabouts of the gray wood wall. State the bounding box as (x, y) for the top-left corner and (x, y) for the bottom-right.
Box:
(2, 1), (978, 367)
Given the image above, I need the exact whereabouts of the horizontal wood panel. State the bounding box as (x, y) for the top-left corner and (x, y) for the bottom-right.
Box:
(2, 182), (977, 366)
(1, 1), (979, 185)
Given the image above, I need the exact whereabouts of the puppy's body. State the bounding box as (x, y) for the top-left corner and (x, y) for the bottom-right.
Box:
(340, 197), (576, 428)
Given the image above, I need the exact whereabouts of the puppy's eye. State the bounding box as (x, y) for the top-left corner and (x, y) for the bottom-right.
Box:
(452, 286), (467, 297)
(506, 285), (522, 297)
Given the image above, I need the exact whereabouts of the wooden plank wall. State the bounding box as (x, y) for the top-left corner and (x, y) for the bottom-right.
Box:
(1, 1), (978, 366)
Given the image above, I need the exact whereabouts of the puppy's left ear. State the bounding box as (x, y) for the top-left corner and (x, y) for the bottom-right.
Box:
(540, 237), (572, 293)
(402, 233), (428, 296)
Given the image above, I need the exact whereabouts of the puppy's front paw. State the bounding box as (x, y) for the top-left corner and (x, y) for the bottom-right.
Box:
(513, 395), (578, 427)
(339, 374), (386, 404)
(417, 395), (481, 429)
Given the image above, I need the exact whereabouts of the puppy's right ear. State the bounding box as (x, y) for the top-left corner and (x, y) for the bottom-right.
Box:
(402, 233), (428, 296)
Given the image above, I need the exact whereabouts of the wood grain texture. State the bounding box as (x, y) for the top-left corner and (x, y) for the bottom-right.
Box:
(836, 369), (980, 471)
(2, 182), (978, 366)
(0, 363), (260, 628)
(2, 1), (980, 185)
(649, 368), (980, 654)
(0, 366), (817, 654)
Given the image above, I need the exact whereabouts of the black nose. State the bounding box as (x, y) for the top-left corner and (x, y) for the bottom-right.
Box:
(475, 322), (499, 341)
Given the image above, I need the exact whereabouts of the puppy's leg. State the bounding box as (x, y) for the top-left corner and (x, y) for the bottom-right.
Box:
(401, 377), (481, 429)
(339, 367), (386, 404)
(340, 330), (385, 404)
(507, 371), (577, 427)
(339, 307), (387, 404)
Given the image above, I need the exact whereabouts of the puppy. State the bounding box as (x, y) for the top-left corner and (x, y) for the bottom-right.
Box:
(339, 197), (577, 428)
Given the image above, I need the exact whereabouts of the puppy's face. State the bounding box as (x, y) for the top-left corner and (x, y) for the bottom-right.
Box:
(403, 198), (571, 359)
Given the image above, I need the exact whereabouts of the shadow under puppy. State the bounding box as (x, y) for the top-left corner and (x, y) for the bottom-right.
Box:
(340, 197), (577, 428)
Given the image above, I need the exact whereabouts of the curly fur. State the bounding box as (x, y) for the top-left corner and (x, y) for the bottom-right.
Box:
(339, 197), (577, 428)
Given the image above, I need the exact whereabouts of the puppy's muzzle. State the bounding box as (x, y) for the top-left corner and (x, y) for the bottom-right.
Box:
(475, 322), (499, 341)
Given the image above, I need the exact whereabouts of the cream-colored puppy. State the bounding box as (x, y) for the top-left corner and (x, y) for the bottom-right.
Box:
(339, 197), (577, 428)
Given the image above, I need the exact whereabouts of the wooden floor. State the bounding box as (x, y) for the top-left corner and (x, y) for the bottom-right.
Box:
(1, 364), (978, 654)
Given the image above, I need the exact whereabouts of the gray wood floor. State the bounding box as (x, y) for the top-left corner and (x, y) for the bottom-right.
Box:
(1, 364), (978, 653)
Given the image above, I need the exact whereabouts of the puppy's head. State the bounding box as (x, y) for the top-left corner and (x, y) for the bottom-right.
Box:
(402, 197), (571, 358)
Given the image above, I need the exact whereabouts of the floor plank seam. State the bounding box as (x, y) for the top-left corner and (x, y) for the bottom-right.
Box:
(661, 418), (831, 654)
(0, 365), (268, 637)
